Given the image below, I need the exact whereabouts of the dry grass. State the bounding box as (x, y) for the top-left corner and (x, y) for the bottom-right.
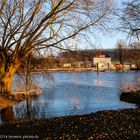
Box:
(0, 97), (16, 110)
(0, 93), (35, 110)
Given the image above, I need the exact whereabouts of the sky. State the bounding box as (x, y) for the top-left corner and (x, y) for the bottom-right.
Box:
(74, 0), (131, 50)
(98, 0), (130, 49)
(75, 26), (126, 50)
(45, 0), (131, 56)
(97, 31), (127, 49)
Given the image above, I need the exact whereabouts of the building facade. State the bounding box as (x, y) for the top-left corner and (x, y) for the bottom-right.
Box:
(93, 52), (111, 70)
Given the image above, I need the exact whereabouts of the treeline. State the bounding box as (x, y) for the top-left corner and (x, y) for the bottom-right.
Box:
(17, 47), (140, 72)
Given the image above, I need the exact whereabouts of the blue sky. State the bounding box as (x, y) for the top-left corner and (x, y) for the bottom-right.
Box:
(97, 31), (127, 49)
(75, 25), (127, 50)
(98, 0), (130, 49)
(97, 0), (131, 49)
(75, 0), (131, 50)
(75, 31), (127, 50)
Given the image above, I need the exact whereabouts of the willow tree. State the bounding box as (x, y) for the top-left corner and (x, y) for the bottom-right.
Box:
(0, 0), (114, 94)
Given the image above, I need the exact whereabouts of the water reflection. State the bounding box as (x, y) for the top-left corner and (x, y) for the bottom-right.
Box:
(0, 72), (140, 123)
(12, 85), (137, 121)
(93, 79), (104, 86)
(71, 96), (80, 110)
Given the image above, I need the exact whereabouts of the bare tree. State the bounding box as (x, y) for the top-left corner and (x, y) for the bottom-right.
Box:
(115, 0), (140, 69)
(0, 0), (6, 16)
(116, 0), (140, 42)
(116, 40), (126, 65)
(128, 43), (140, 69)
(0, 0), (114, 94)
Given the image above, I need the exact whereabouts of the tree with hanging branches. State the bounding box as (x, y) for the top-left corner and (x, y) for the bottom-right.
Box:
(0, 0), (114, 94)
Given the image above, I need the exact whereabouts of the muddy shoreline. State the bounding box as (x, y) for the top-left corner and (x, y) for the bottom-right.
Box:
(0, 108), (139, 139)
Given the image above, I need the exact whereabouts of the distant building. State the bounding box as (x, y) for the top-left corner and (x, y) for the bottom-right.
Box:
(58, 48), (139, 69)
(63, 63), (72, 67)
(93, 52), (111, 70)
(113, 64), (123, 70)
(131, 64), (137, 69)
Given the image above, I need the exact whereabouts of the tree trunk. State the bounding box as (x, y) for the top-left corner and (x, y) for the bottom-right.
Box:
(0, 62), (20, 94)
(0, 73), (14, 94)
(1, 107), (15, 122)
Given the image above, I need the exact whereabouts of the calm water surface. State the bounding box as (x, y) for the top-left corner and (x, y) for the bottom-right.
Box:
(0, 71), (140, 123)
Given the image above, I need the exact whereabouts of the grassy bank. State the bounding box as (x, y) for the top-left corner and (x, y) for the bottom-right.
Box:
(0, 94), (30, 110)
(0, 108), (139, 139)
(0, 97), (16, 110)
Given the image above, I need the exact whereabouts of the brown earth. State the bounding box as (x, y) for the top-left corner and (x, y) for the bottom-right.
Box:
(0, 108), (139, 140)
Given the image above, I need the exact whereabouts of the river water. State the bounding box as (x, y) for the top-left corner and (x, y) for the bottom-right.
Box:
(0, 71), (140, 123)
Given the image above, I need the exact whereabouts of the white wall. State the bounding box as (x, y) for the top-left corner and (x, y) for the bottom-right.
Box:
(93, 57), (111, 69)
